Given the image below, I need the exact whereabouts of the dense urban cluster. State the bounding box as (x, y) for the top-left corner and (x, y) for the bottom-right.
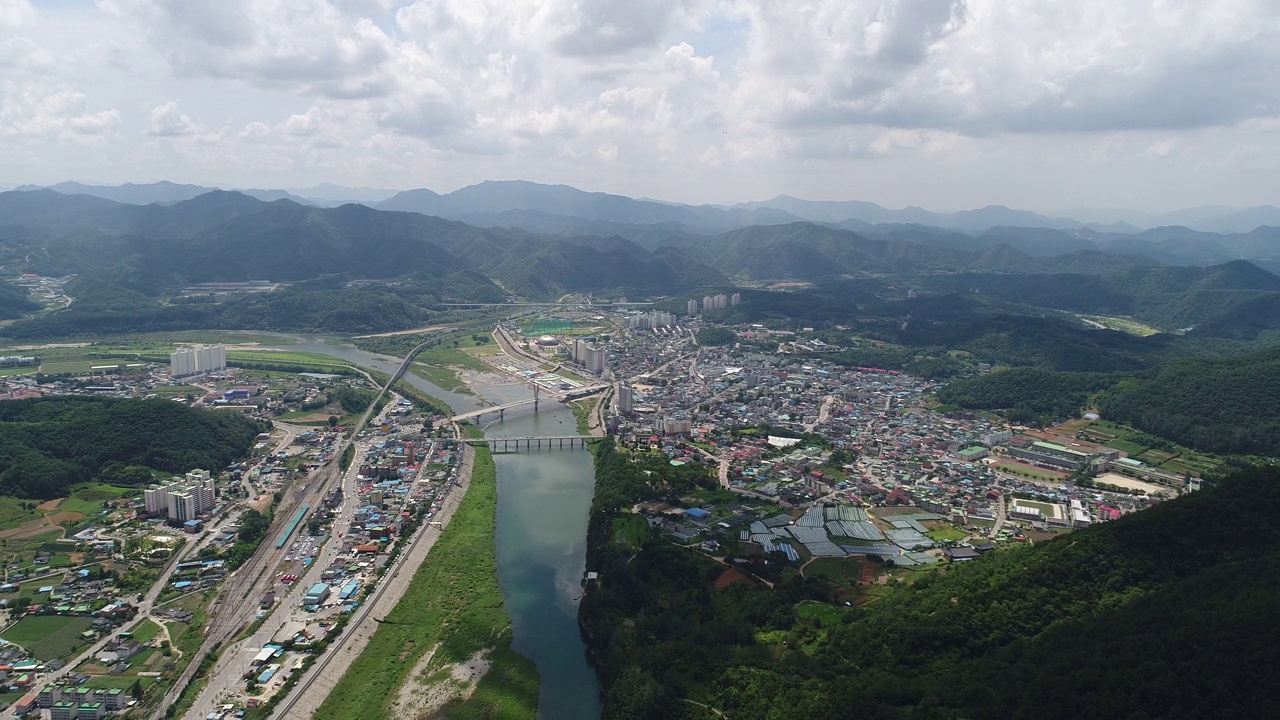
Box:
(521, 306), (1203, 572)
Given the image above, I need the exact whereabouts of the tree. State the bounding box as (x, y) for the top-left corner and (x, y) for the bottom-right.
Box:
(130, 679), (144, 700)
(328, 415), (339, 427)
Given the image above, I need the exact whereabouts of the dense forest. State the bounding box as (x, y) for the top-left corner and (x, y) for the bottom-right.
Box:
(0, 397), (264, 499)
(1097, 349), (1280, 455)
(581, 445), (1280, 719)
(938, 346), (1280, 455)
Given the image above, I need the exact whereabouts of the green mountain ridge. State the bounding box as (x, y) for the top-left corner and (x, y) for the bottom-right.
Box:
(581, 441), (1280, 720)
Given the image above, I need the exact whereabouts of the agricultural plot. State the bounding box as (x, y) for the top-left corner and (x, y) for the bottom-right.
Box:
(3, 615), (95, 661)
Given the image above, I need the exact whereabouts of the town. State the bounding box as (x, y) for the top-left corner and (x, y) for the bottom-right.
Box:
(0, 292), (1219, 719)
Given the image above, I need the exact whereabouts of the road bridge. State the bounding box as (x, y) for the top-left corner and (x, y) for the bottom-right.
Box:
(451, 383), (608, 422)
(460, 435), (597, 451)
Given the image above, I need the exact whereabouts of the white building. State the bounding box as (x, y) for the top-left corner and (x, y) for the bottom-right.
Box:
(145, 469), (216, 521)
(170, 345), (227, 377)
(617, 385), (634, 413)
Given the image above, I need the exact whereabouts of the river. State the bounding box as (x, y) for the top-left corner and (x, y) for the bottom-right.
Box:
(260, 337), (602, 718)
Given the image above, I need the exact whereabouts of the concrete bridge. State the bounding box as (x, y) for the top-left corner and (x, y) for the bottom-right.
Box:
(451, 383), (608, 422)
(460, 435), (597, 452)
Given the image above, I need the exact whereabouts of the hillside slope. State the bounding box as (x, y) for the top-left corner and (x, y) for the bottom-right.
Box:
(581, 451), (1280, 720)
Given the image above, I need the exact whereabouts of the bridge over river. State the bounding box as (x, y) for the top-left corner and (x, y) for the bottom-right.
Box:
(460, 435), (597, 452)
(450, 383), (609, 422)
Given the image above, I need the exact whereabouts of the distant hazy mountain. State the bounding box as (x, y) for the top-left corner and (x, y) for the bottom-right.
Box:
(16, 181), (317, 207)
(283, 183), (399, 205)
(732, 195), (1091, 232)
(1056, 204), (1280, 233)
(375, 180), (803, 230)
(15, 180), (214, 205)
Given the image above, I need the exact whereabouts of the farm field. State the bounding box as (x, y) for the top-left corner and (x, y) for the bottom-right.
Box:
(4, 615), (95, 661)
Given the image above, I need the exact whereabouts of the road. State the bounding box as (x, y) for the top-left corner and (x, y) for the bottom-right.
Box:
(990, 490), (1008, 537)
(805, 395), (836, 433)
(155, 341), (435, 720)
(267, 444), (476, 719)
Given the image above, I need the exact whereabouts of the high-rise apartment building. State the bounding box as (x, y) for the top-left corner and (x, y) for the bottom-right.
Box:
(170, 345), (227, 377)
(144, 469), (216, 521)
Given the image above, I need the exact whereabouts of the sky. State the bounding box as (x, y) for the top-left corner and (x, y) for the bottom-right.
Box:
(1, 0), (1278, 213)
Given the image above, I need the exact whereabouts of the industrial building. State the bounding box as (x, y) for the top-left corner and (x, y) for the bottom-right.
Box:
(303, 582), (330, 608)
(169, 344), (227, 377)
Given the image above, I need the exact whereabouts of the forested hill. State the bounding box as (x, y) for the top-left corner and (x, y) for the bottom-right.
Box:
(938, 346), (1280, 456)
(580, 443), (1280, 720)
(0, 397), (265, 499)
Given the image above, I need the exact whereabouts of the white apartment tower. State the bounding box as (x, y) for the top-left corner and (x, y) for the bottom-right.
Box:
(145, 469), (216, 521)
(170, 345), (227, 377)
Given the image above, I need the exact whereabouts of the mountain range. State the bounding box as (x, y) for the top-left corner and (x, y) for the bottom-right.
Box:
(13, 179), (1280, 234)
(5, 182), (1280, 346)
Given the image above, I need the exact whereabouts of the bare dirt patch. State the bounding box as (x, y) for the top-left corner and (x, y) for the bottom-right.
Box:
(36, 499), (62, 512)
(45, 511), (85, 525)
(389, 646), (492, 720)
(0, 517), (55, 540)
(714, 568), (751, 590)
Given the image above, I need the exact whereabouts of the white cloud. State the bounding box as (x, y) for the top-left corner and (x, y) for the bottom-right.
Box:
(147, 100), (197, 136)
(2, 0), (1278, 210)
(0, 0), (35, 30)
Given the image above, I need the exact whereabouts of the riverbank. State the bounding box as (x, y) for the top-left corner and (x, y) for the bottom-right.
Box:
(316, 438), (539, 720)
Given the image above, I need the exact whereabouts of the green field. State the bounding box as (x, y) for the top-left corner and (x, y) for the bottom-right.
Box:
(131, 619), (163, 645)
(803, 557), (862, 585)
(409, 362), (471, 393)
(795, 600), (849, 627)
(925, 526), (969, 543)
(315, 442), (539, 720)
(995, 462), (1067, 482)
(610, 514), (650, 548)
(1106, 439), (1149, 455)
(4, 615), (95, 661)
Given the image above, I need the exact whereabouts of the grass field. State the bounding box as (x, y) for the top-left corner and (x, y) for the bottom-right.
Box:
(4, 615), (95, 661)
(995, 462), (1067, 482)
(131, 619), (163, 645)
(610, 514), (650, 548)
(925, 526), (968, 543)
(316, 443), (539, 720)
(795, 600), (849, 627)
(409, 362), (471, 393)
(802, 557), (862, 585)
(1077, 314), (1162, 337)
